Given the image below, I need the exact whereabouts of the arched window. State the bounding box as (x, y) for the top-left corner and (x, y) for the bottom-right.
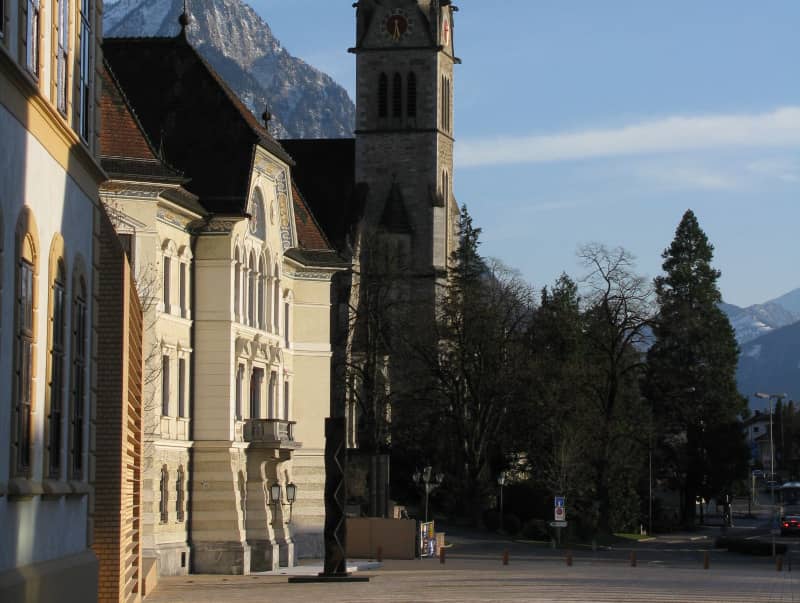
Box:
(248, 252), (256, 326)
(162, 254), (171, 313)
(258, 256), (266, 331)
(265, 258), (272, 333)
(69, 270), (87, 479)
(378, 73), (388, 118)
(233, 248), (241, 322)
(392, 72), (402, 118)
(284, 297), (290, 349)
(160, 465), (169, 523)
(273, 265), (280, 332)
(11, 208), (39, 478)
(176, 465), (185, 522)
(407, 72), (417, 118)
(179, 262), (187, 317)
(45, 248), (67, 479)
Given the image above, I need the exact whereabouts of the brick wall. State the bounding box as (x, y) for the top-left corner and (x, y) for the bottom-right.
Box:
(93, 208), (144, 603)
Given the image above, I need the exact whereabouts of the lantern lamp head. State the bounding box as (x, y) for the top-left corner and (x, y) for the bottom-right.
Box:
(270, 483), (282, 504)
(286, 483), (297, 504)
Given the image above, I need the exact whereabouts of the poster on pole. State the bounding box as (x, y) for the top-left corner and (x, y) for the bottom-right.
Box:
(419, 521), (436, 557)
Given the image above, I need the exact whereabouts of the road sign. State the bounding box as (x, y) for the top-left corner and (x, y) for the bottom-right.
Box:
(555, 505), (565, 521)
(550, 521), (568, 528)
(554, 496), (565, 508)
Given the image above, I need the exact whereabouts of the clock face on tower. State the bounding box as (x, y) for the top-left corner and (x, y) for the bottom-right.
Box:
(384, 9), (412, 42)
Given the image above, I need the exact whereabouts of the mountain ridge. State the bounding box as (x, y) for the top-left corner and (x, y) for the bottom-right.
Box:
(104, 0), (355, 139)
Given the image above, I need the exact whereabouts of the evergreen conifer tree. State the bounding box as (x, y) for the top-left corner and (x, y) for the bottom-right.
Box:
(646, 210), (747, 526)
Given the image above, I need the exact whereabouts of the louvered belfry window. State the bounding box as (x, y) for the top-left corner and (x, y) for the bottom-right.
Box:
(392, 72), (402, 117)
(407, 72), (417, 118)
(378, 73), (388, 117)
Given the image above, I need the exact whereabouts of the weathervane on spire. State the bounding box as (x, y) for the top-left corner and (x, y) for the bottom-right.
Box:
(178, 0), (191, 36)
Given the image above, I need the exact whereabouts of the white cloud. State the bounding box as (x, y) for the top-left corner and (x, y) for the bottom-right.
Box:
(631, 164), (737, 191)
(456, 107), (800, 168)
(746, 157), (800, 183)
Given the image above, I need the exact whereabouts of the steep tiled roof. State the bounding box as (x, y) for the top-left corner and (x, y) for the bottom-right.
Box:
(100, 62), (183, 182)
(103, 33), (292, 215)
(280, 139), (364, 253)
(292, 181), (332, 250)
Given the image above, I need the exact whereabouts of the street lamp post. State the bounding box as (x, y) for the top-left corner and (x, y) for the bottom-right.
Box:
(497, 472), (506, 532)
(413, 466), (443, 523)
(755, 392), (787, 557)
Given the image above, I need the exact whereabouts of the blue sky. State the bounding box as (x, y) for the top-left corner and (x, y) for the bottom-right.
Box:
(254, 1), (800, 307)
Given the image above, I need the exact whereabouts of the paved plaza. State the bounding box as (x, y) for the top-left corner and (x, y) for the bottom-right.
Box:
(146, 527), (800, 603)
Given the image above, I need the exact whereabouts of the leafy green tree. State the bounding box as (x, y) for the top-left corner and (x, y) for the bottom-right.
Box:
(646, 209), (748, 526)
(578, 244), (654, 533)
(405, 205), (534, 521)
(519, 275), (590, 508)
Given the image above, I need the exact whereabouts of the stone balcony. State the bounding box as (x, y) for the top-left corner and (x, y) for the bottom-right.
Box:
(242, 419), (302, 449)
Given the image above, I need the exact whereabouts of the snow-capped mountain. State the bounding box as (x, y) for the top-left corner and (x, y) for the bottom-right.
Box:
(738, 320), (800, 406)
(720, 288), (800, 344)
(104, 0), (355, 139)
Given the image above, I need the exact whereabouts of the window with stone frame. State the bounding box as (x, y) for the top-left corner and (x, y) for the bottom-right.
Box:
(234, 250), (242, 322)
(272, 266), (280, 331)
(235, 363), (244, 420)
(25, 0), (41, 76)
(250, 368), (263, 419)
(56, 0), (69, 114)
(179, 262), (187, 317)
(283, 380), (290, 420)
(283, 300), (290, 348)
(160, 465), (169, 523)
(176, 465), (185, 522)
(46, 260), (67, 479)
(161, 354), (170, 416)
(178, 357), (186, 418)
(268, 371), (276, 419)
(258, 258), (266, 331)
(78, 0), (92, 141)
(69, 275), (87, 479)
(162, 255), (171, 313)
(12, 254), (35, 476)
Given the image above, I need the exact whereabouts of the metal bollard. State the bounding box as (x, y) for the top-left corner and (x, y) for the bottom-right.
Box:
(503, 550), (509, 565)
(703, 551), (710, 570)
(377, 546), (383, 562)
(439, 547), (446, 564)
(777, 555), (784, 572)
(566, 551), (573, 567)
(630, 551), (636, 567)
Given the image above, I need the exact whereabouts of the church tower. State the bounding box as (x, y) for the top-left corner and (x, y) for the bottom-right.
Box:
(351, 0), (460, 295)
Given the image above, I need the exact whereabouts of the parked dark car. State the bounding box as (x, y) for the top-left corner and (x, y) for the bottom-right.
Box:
(781, 515), (800, 536)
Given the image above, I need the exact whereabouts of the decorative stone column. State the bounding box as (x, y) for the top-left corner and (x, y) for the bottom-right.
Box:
(245, 454), (279, 572)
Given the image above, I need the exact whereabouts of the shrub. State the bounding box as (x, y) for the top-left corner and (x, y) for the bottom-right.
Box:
(504, 514), (521, 536)
(484, 510), (501, 531)
(522, 518), (549, 540)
